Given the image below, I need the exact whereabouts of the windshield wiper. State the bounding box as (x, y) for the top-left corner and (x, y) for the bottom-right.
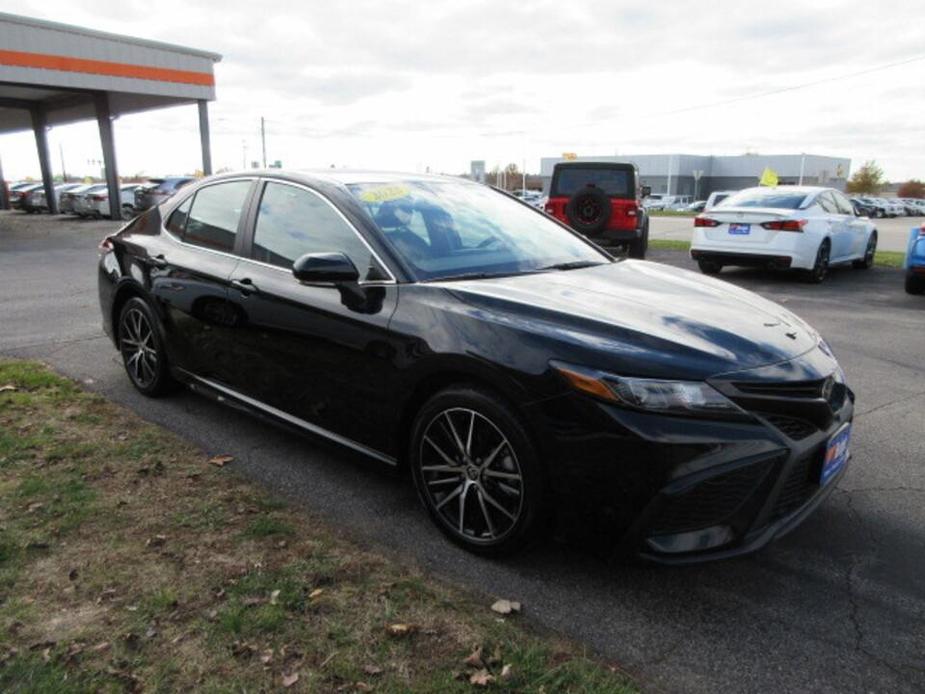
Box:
(428, 271), (519, 282)
(536, 260), (605, 272)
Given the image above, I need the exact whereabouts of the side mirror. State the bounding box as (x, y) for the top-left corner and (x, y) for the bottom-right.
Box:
(640, 185), (652, 198)
(292, 252), (359, 283)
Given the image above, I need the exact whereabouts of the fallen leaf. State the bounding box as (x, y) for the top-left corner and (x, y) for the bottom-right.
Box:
(490, 599), (521, 615)
(270, 589), (281, 606)
(355, 683), (374, 692)
(281, 672), (300, 688)
(385, 623), (418, 638)
(464, 646), (484, 669)
(0, 384), (17, 393)
(91, 641), (111, 653)
(260, 650), (274, 665)
(362, 664), (383, 676)
(145, 535), (167, 548)
(232, 641), (257, 659)
(469, 669), (495, 687)
(500, 664), (513, 680)
(208, 454), (234, 467)
(26, 502), (43, 513)
(309, 588), (324, 600)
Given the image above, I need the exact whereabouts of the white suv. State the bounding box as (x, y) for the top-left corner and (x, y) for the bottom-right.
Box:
(690, 186), (877, 283)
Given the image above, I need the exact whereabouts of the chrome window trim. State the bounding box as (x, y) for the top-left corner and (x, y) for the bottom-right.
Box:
(161, 176), (258, 261)
(252, 178), (398, 284)
(188, 374), (397, 466)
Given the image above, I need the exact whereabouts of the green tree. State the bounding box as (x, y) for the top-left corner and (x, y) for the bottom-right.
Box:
(897, 179), (925, 198)
(846, 161), (885, 194)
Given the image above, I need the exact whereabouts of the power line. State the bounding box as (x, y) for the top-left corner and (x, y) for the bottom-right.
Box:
(647, 53), (925, 118)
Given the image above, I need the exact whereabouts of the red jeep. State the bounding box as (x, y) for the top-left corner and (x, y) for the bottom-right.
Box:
(544, 161), (649, 259)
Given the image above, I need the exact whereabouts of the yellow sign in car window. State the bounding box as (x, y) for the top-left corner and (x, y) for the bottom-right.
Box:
(358, 185), (411, 203)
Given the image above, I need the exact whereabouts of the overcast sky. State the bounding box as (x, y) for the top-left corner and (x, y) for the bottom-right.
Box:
(2, 0), (923, 181)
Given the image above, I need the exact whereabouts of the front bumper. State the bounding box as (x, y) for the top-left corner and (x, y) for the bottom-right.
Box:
(531, 352), (854, 563)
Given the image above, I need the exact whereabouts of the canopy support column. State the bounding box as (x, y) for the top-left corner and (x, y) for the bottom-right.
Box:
(30, 105), (57, 214)
(94, 92), (121, 221)
(198, 100), (212, 176)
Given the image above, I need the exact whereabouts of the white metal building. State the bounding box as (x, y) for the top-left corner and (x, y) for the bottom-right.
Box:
(540, 153), (852, 198)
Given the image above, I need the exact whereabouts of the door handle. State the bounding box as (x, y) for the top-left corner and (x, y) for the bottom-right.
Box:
(231, 278), (258, 296)
(148, 254), (168, 269)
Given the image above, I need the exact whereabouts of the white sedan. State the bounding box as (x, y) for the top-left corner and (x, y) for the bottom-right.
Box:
(690, 186), (877, 283)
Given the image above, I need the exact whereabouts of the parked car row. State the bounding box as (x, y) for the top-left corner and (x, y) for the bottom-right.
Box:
(850, 196), (925, 218)
(4, 175), (196, 218)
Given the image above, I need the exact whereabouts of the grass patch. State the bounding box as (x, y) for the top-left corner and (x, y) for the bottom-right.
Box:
(0, 360), (636, 693)
(873, 250), (905, 268)
(648, 209), (697, 217)
(649, 239), (692, 251)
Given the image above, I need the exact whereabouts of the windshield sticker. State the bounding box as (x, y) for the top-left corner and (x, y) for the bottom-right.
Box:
(358, 185), (411, 203)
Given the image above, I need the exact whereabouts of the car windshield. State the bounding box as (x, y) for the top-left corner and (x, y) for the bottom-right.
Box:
(719, 190), (808, 209)
(348, 180), (609, 281)
(552, 167), (633, 198)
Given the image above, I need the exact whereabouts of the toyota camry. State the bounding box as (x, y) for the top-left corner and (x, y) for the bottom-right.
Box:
(98, 171), (854, 562)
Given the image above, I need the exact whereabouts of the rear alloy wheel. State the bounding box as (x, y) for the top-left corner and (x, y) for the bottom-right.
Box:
(852, 232), (877, 269)
(410, 388), (547, 556)
(805, 240), (830, 284)
(698, 259), (723, 275)
(627, 221), (648, 259)
(118, 297), (176, 396)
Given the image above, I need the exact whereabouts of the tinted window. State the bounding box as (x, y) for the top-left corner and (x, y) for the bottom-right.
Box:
(183, 181), (251, 252)
(252, 182), (379, 278)
(166, 196), (192, 237)
(720, 190), (808, 209)
(552, 167), (633, 197)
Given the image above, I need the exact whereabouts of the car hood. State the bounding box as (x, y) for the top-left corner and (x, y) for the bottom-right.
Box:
(441, 260), (821, 379)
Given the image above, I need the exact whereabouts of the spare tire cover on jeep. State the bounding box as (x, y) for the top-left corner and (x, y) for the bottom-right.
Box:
(565, 185), (611, 235)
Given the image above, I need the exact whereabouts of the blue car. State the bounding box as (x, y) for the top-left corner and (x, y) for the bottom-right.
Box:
(905, 226), (925, 294)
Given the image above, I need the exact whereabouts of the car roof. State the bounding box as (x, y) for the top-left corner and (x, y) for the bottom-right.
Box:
(206, 169), (474, 189)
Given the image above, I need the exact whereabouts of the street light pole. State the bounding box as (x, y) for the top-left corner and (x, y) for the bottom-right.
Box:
(260, 117), (267, 169)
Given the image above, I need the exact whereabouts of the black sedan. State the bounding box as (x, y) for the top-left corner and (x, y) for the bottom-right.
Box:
(97, 171), (854, 561)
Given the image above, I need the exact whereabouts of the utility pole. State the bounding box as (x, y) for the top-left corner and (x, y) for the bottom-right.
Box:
(798, 154), (806, 185)
(522, 157), (526, 196)
(260, 117), (267, 169)
(59, 143), (68, 182)
(242, 140), (247, 170)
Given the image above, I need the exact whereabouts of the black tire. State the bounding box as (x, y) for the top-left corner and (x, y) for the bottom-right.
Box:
(409, 386), (549, 556)
(852, 232), (877, 269)
(805, 239), (830, 284)
(117, 297), (177, 397)
(627, 220), (648, 259)
(565, 186), (611, 235)
(906, 272), (925, 295)
(698, 259), (723, 275)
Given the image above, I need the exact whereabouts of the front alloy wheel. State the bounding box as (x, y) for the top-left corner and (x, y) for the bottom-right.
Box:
(853, 232), (877, 269)
(410, 388), (546, 555)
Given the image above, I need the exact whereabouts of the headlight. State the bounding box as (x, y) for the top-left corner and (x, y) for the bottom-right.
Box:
(551, 361), (748, 420)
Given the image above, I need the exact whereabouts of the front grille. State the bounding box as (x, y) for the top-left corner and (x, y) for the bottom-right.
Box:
(771, 449), (822, 520)
(733, 379), (826, 398)
(650, 460), (772, 534)
(762, 414), (817, 440)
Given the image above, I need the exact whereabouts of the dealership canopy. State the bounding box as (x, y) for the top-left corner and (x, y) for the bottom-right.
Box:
(0, 12), (221, 218)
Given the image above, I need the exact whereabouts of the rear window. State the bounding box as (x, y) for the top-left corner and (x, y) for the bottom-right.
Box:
(720, 190), (808, 209)
(552, 167), (633, 198)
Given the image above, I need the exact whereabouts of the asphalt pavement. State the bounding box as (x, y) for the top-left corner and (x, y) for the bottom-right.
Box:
(2, 211), (924, 693)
